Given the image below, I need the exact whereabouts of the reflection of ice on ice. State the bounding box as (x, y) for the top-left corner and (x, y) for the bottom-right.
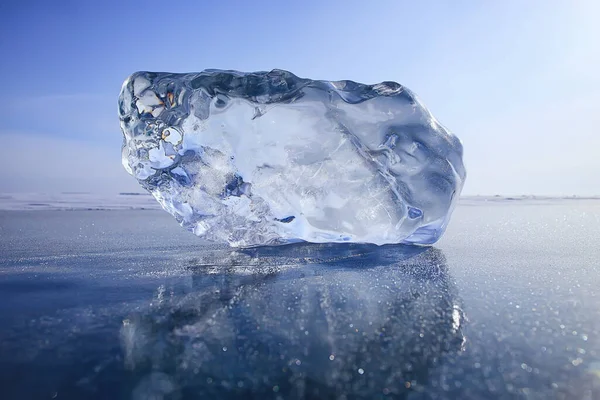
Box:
(120, 244), (466, 398)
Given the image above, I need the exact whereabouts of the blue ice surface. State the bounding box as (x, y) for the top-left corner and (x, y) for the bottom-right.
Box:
(0, 198), (599, 399)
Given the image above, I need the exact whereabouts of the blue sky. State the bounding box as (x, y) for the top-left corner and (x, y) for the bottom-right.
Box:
(0, 0), (598, 195)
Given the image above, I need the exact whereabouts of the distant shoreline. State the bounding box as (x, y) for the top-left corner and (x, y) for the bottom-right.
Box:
(0, 193), (598, 212)
(0, 192), (161, 211)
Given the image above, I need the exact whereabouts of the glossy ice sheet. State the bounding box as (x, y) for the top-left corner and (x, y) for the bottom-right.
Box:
(0, 200), (599, 399)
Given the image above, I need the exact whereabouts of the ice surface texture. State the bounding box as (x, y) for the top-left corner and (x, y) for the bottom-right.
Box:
(119, 69), (465, 247)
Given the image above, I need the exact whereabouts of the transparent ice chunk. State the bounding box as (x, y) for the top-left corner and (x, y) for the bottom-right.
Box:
(119, 69), (465, 247)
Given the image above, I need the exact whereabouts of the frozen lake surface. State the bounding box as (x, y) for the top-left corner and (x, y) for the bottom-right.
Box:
(0, 199), (599, 399)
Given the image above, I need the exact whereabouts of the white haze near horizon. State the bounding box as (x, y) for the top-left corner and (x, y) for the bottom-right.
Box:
(0, 130), (597, 197)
